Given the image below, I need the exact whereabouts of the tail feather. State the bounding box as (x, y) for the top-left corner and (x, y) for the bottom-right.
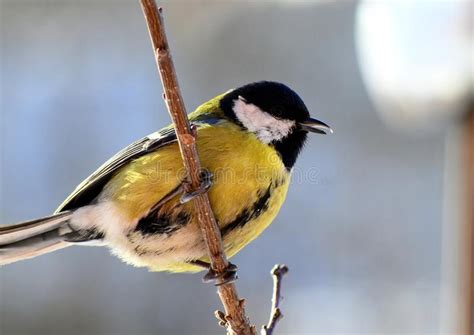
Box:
(0, 211), (73, 245)
(0, 241), (70, 266)
(0, 212), (74, 266)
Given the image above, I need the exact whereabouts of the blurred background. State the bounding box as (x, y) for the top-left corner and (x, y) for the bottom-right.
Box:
(0, 0), (472, 334)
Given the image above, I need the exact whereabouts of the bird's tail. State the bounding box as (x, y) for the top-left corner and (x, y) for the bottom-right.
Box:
(0, 211), (75, 266)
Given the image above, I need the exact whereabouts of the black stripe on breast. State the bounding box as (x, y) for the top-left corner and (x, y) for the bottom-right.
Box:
(135, 211), (189, 236)
(221, 184), (273, 237)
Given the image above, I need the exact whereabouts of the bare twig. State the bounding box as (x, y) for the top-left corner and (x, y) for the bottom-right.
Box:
(261, 265), (289, 335)
(139, 1), (255, 334)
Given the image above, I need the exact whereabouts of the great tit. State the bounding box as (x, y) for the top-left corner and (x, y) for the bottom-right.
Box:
(0, 81), (331, 275)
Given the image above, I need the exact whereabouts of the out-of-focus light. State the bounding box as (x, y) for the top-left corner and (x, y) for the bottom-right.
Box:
(356, 1), (472, 131)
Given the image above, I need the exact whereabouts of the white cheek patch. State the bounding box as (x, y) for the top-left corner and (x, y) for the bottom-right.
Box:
(232, 98), (295, 143)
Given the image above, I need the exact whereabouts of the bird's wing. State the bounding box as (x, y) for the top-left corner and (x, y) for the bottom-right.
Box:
(55, 114), (226, 213)
(56, 127), (178, 212)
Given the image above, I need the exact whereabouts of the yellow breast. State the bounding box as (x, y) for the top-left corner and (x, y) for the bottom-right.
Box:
(104, 122), (290, 271)
(197, 123), (290, 258)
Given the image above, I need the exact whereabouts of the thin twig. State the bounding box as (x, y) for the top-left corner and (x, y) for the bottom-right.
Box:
(139, 1), (255, 334)
(261, 265), (289, 335)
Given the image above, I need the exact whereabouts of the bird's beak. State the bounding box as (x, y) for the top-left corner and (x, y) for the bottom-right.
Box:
(299, 117), (333, 135)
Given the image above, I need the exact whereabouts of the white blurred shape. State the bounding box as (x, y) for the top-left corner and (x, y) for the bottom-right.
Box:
(356, 1), (473, 131)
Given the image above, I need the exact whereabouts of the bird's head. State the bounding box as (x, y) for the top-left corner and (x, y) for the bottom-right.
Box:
(220, 81), (332, 169)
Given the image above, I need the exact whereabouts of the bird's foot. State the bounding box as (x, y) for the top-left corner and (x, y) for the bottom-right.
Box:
(180, 169), (213, 204)
(203, 263), (238, 286)
(189, 260), (238, 286)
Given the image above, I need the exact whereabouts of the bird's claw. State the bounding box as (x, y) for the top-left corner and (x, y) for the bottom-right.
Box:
(203, 263), (238, 286)
(180, 169), (213, 204)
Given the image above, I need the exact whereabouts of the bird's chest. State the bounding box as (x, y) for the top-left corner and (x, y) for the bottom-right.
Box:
(107, 126), (290, 271)
(199, 129), (290, 256)
(217, 175), (290, 258)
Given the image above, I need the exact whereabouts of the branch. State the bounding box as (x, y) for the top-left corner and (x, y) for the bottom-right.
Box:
(261, 265), (289, 335)
(139, 1), (255, 334)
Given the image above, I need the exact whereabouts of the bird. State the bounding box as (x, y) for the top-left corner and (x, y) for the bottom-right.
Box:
(0, 81), (331, 282)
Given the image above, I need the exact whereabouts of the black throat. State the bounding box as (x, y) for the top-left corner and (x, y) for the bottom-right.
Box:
(271, 130), (307, 170)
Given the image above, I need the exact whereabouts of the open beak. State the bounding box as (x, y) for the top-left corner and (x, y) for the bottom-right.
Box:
(299, 117), (333, 135)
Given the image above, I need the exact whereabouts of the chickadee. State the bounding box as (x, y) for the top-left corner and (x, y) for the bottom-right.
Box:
(0, 81), (331, 280)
